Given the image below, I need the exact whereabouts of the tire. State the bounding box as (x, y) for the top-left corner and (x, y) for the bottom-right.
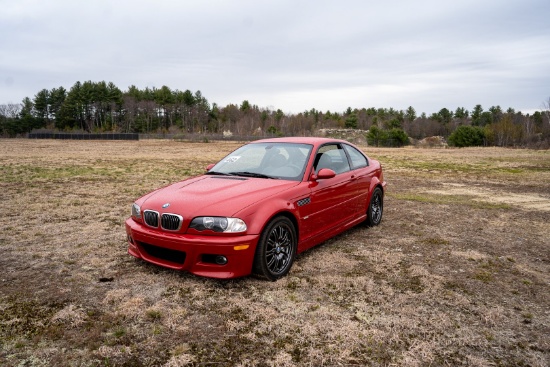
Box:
(366, 187), (383, 226)
(253, 216), (297, 281)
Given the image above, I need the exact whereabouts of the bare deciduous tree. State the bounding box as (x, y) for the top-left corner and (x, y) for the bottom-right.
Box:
(542, 97), (550, 126)
(0, 103), (22, 118)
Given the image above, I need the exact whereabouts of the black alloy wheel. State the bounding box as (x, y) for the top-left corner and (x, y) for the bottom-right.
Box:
(253, 216), (297, 281)
(366, 187), (383, 226)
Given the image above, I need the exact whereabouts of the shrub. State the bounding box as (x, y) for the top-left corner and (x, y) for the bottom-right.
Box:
(366, 126), (388, 147)
(448, 125), (486, 147)
(387, 128), (409, 147)
(367, 126), (409, 147)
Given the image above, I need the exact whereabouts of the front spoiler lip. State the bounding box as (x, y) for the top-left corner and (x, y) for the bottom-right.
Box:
(125, 218), (259, 279)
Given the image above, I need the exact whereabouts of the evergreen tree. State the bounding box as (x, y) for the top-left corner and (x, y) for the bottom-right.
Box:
(448, 125), (485, 147)
(405, 106), (416, 123)
(33, 89), (50, 127)
(345, 113), (358, 129)
(19, 97), (38, 133)
(471, 104), (483, 126)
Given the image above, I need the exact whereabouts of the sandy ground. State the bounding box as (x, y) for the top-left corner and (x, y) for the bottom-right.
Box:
(426, 184), (550, 211)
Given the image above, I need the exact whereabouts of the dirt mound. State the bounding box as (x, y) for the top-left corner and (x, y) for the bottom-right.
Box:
(416, 136), (448, 147)
(316, 128), (367, 144)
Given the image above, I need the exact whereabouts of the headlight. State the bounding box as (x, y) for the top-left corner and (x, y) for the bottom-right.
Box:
(189, 217), (247, 233)
(131, 203), (141, 219)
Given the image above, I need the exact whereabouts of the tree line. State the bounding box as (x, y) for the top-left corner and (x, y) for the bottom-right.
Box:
(1, 80), (549, 148)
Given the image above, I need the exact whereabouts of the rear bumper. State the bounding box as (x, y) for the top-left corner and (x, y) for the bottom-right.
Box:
(125, 218), (259, 279)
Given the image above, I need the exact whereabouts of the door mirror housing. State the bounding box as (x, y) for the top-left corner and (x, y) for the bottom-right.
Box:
(311, 168), (336, 181)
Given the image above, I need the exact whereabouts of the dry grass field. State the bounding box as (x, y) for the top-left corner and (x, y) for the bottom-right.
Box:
(0, 139), (549, 367)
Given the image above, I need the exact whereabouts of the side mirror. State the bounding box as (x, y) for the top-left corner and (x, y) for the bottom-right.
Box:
(311, 168), (336, 181)
(206, 163), (215, 171)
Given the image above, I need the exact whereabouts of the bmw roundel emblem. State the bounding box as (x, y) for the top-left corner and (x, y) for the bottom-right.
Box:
(162, 203), (170, 208)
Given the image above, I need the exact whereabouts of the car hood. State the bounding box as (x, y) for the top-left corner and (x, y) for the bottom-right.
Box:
(140, 175), (299, 217)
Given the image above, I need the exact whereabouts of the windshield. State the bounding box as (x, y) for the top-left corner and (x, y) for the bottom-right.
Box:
(208, 142), (313, 181)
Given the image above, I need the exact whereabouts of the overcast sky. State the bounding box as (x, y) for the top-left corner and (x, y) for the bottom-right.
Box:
(1, 0), (549, 115)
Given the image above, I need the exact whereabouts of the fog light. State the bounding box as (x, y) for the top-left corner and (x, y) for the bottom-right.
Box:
(215, 255), (228, 265)
(127, 234), (134, 244)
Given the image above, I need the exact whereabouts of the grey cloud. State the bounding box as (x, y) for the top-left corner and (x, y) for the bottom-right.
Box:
(1, 0), (549, 113)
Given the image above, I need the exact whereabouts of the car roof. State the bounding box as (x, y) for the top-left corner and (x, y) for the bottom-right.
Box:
(251, 137), (349, 146)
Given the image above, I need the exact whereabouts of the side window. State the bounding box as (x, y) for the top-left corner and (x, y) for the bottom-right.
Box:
(314, 144), (351, 174)
(343, 144), (368, 169)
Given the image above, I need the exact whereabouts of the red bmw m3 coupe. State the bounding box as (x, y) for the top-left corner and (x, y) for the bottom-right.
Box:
(125, 137), (386, 280)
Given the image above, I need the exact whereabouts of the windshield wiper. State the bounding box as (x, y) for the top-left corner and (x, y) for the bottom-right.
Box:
(229, 171), (279, 179)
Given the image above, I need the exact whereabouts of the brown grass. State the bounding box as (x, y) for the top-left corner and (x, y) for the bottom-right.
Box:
(0, 139), (549, 366)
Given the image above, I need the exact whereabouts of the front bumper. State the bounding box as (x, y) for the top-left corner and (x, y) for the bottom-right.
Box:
(125, 218), (259, 279)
